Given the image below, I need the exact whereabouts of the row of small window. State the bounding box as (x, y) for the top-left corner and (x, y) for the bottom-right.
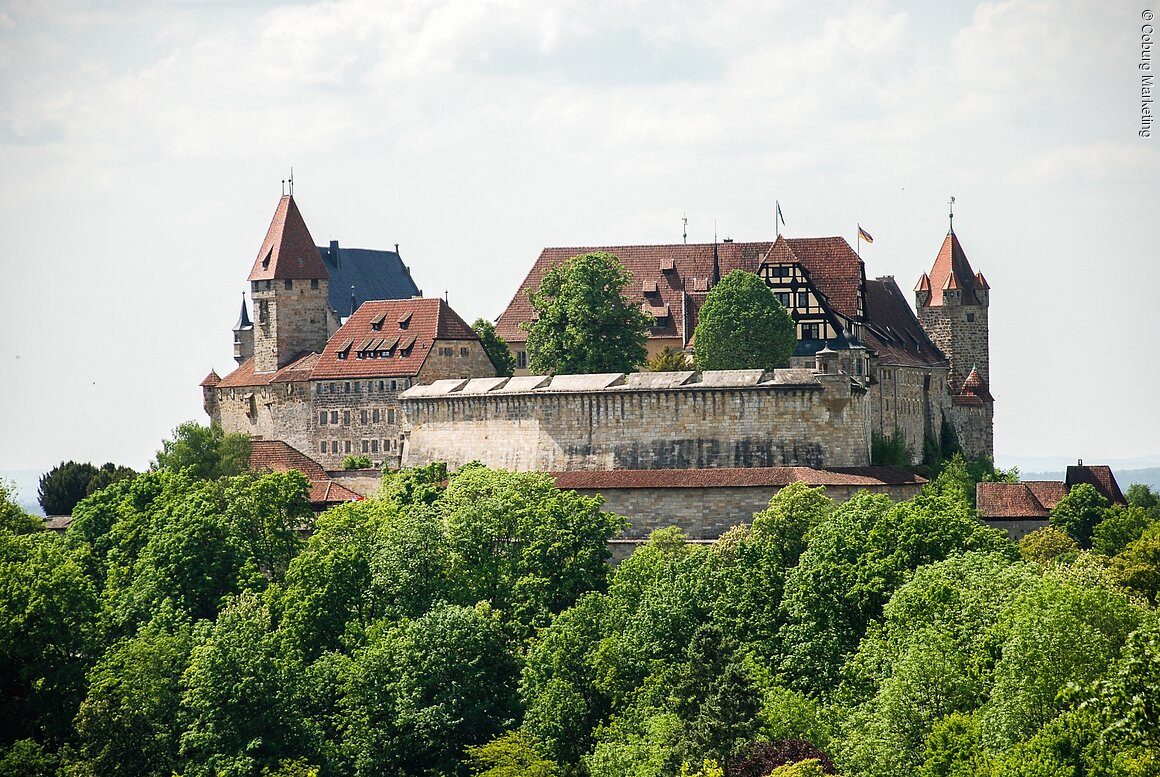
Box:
(338, 347), (413, 361)
(775, 292), (811, 308)
(320, 438), (401, 455)
(319, 408), (397, 426)
(436, 346), (472, 357)
(315, 379), (409, 395)
(252, 279), (320, 291)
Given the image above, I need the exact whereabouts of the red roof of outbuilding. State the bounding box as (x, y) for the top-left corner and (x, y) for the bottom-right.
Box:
(216, 352), (319, 388)
(1065, 464), (1127, 505)
(976, 481), (1064, 519)
(249, 439), (361, 507)
(247, 195), (329, 281)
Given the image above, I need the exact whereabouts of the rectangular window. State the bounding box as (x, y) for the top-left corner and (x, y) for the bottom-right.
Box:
(337, 351), (346, 360)
(344, 382), (350, 394)
(330, 410), (339, 424)
(460, 347), (469, 357)
(390, 380), (397, 391)
(343, 410), (350, 425)
(801, 323), (820, 339)
(361, 409), (368, 424)
(966, 312), (975, 322)
(311, 279), (319, 289)
(517, 351), (527, 368)
(362, 440), (369, 453)
(373, 409), (381, 423)
(354, 381), (360, 392)
(284, 279), (293, 290)
(329, 382), (335, 394)
(371, 440), (379, 453)
(345, 440), (352, 453)
(379, 380), (385, 391)
(776, 292), (790, 307)
(320, 441), (327, 453)
(319, 410), (327, 425)
(797, 292), (810, 307)
(387, 409), (396, 424)
(315, 384), (322, 395)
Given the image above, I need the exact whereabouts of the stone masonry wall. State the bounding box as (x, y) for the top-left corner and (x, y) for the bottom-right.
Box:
(949, 401), (994, 461)
(919, 303), (989, 391)
(576, 481), (923, 540)
(869, 363), (952, 461)
(402, 372), (871, 472)
(251, 279), (334, 373)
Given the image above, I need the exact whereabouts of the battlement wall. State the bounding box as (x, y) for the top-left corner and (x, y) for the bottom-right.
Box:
(401, 369), (871, 472)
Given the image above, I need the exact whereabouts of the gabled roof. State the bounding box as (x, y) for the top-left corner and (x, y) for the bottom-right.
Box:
(247, 196), (329, 282)
(923, 232), (981, 306)
(249, 440), (362, 507)
(319, 242), (421, 317)
(311, 297), (480, 379)
(495, 241), (771, 345)
(976, 480), (1067, 519)
(862, 277), (947, 369)
(1065, 464), (1127, 505)
(762, 236), (864, 321)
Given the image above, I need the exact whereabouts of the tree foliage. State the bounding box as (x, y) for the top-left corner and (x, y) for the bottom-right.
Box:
(472, 318), (517, 377)
(1050, 483), (1108, 548)
(693, 270), (796, 372)
(153, 421), (252, 480)
(647, 346), (692, 372)
(522, 252), (651, 375)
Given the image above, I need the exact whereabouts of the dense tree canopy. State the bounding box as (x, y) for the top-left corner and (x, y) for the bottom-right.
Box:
(153, 421), (251, 480)
(693, 270), (796, 372)
(4, 438), (1160, 777)
(472, 318), (517, 377)
(522, 252), (651, 375)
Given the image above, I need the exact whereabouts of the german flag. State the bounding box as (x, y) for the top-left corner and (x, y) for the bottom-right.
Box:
(858, 225), (874, 244)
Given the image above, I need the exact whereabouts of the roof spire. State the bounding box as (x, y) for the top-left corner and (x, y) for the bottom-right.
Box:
(234, 292), (252, 330)
(682, 212), (688, 245)
(948, 195), (955, 234)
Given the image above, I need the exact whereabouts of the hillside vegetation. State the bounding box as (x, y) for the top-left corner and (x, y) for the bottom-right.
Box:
(1, 449), (1158, 777)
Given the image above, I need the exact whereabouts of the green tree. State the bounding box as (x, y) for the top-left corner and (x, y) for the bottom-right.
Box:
(464, 731), (559, 777)
(180, 592), (315, 777)
(338, 604), (520, 777)
(522, 252), (651, 375)
(1111, 524), (1160, 605)
(153, 421), (252, 480)
(646, 346), (692, 372)
(1050, 483), (1108, 548)
(693, 270), (795, 372)
(1091, 505), (1156, 557)
(1018, 526), (1080, 564)
(871, 429), (915, 467)
(224, 471), (313, 583)
(38, 460), (100, 515)
(72, 609), (195, 777)
(84, 462), (137, 497)
(1125, 483), (1159, 510)
(472, 318), (517, 377)
(341, 454), (373, 470)
(0, 481), (40, 535)
(0, 529), (98, 746)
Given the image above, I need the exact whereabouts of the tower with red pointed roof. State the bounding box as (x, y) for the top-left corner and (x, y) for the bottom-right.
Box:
(914, 206), (993, 458)
(248, 195), (338, 373)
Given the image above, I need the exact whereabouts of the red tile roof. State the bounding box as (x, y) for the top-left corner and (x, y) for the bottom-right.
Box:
(249, 440), (362, 507)
(1065, 465), (1127, 505)
(495, 236), (864, 346)
(495, 241), (771, 344)
(247, 196), (330, 282)
(762, 236), (864, 321)
(976, 480), (1066, 519)
(551, 466), (925, 490)
(923, 232), (982, 306)
(863, 277), (947, 369)
(310, 297), (479, 379)
(200, 369), (221, 387)
(216, 352), (319, 389)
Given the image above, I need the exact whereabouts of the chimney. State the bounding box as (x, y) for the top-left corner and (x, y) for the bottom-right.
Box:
(330, 240), (340, 268)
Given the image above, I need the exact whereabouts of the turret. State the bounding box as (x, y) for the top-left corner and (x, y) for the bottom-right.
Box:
(247, 195), (335, 372)
(915, 226), (989, 391)
(233, 293), (254, 364)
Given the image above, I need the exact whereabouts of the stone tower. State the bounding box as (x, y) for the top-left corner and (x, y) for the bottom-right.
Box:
(914, 220), (993, 458)
(233, 294), (254, 365)
(247, 195), (336, 373)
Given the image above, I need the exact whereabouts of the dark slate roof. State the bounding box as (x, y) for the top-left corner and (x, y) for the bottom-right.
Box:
(319, 241), (421, 317)
(863, 277), (947, 369)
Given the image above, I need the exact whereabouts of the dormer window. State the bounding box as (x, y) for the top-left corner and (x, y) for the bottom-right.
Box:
(261, 248), (272, 271)
(370, 312), (386, 332)
(398, 311), (413, 330)
(660, 257), (676, 273)
(337, 338), (354, 361)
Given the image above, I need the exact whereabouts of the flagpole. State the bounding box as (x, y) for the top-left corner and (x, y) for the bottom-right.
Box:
(856, 225), (861, 258)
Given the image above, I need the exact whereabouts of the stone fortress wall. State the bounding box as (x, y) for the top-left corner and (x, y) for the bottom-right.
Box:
(401, 368), (872, 473)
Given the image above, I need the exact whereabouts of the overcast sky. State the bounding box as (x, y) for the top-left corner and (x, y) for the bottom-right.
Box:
(1, 0), (1157, 474)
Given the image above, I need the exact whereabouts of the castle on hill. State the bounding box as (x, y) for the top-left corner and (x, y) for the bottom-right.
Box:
(202, 194), (993, 477)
